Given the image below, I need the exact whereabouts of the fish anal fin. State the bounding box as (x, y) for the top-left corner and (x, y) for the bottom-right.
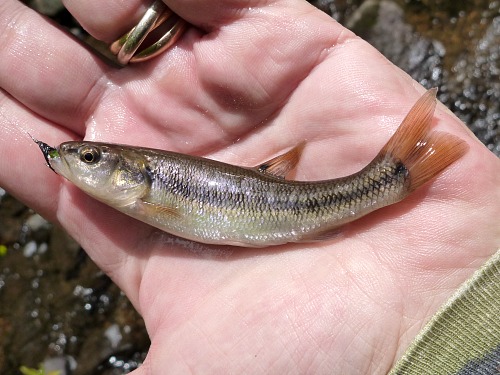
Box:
(138, 200), (181, 219)
(296, 227), (342, 243)
(255, 142), (306, 179)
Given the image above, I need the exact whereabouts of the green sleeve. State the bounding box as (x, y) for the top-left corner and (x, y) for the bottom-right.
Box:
(390, 249), (500, 375)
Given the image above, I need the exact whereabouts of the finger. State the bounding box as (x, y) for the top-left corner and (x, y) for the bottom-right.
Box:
(62, 0), (277, 42)
(0, 0), (107, 135)
(62, 0), (147, 42)
(165, 0), (278, 29)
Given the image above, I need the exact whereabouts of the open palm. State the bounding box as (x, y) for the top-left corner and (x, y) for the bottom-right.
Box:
(0, 0), (499, 373)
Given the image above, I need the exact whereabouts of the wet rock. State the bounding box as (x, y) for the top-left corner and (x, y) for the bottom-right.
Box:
(0, 193), (149, 375)
(308, 0), (364, 24)
(25, 214), (50, 232)
(447, 16), (500, 155)
(22, 240), (38, 257)
(347, 1), (449, 93)
(334, 0), (500, 156)
(104, 324), (123, 349)
(42, 355), (74, 375)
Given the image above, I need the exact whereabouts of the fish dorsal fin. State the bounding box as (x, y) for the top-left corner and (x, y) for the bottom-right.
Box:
(254, 142), (306, 179)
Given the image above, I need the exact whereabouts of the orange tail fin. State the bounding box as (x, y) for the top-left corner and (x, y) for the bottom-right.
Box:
(380, 88), (469, 192)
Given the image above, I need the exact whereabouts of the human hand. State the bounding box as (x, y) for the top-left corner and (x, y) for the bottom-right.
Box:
(0, 0), (499, 373)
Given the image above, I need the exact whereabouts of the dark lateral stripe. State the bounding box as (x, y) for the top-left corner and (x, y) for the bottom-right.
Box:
(148, 159), (409, 216)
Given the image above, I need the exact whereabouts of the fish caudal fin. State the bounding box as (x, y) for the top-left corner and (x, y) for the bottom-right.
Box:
(380, 88), (469, 192)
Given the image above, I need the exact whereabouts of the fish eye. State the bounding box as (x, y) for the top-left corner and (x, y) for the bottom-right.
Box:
(80, 147), (101, 164)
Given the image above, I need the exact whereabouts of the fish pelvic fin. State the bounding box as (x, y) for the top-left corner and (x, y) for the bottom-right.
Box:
(379, 88), (469, 193)
(138, 200), (182, 219)
(255, 142), (306, 179)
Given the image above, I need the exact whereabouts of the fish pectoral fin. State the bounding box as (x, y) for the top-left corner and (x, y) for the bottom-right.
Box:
(138, 199), (181, 219)
(254, 142), (306, 179)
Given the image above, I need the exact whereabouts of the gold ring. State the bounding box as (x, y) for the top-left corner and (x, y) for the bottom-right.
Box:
(110, 0), (186, 65)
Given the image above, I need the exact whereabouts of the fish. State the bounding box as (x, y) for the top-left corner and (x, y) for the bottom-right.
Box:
(33, 89), (468, 247)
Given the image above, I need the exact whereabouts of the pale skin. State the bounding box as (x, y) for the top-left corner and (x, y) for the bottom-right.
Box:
(0, 0), (499, 373)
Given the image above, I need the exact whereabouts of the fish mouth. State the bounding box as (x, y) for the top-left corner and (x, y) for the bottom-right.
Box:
(30, 134), (59, 173)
